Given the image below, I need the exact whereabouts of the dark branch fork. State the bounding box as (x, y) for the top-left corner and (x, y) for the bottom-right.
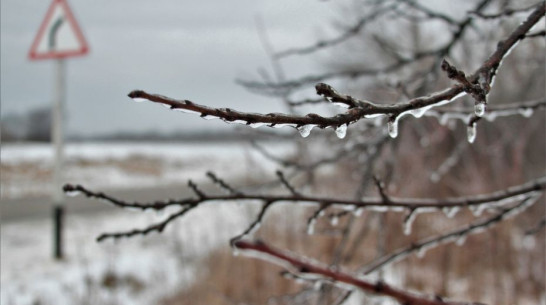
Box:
(127, 4), (545, 132)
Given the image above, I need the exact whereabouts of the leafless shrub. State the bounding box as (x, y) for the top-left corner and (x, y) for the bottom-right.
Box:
(67, 1), (545, 304)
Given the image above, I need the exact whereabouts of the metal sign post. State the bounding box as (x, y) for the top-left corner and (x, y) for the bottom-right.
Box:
(52, 58), (65, 259)
(28, 0), (89, 260)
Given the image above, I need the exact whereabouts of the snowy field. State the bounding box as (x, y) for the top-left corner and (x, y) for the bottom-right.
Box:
(1, 141), (292, 199)
(0, 141), (293, 305)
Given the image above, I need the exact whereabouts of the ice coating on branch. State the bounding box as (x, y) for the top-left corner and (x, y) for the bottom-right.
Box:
(249, 122), (267, 128)
(442, 206), (460, 218)
(65, 190), (81, 197)
(518, 108), (533, 118)
(456, 234), (467, 246)
(467, 124), (476, 143)
(387, 118), (398, 138)
(270, 123), (297, 129)
(172, 108), (200, 115)
(335, 124), (347, 139)
(131, 97), (147, 103)
(474, 102), (486, 117)
(409, 106), (430, 118)
(469, 204), (487, 217)
(297, 125), (315, 138)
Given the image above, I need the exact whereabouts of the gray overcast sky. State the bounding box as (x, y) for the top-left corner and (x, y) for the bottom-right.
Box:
(1, 0), (344, 137)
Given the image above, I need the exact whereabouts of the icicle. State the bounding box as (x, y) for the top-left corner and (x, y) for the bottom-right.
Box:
(232, 247), (240, 256)
(416, 247), (427, 258)
(474, 102), (486, 117)
(467, 124), (476, 143)
(403, 209), (417, 235)
(335, 124), (347, 139)
(518, 108), (533, 118)
(330, 215), (339, 226)
(468, 204), (486, 217)
(439, 113), (450, 126)
(442, 206), (460, 218)
(387, 118), (399, 138)
(297, 125), (315, 138)
(353, 207), (364, 217)
(307, 218), (316, 235)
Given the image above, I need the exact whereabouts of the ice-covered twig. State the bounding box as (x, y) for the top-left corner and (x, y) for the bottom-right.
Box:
(362, 195), (541, 274)
(233, 240), (485, 305)
(64, 177), (546, 215)
(63, 184), (193, 210)
(96, 205), (197, 242)
(128, 4), (544, 136)
(65, 177), (546, 242)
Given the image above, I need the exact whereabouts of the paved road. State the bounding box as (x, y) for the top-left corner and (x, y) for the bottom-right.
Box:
(0, 184), (216, 223)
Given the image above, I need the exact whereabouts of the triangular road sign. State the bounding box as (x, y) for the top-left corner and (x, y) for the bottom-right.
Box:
(29, 0), (89, 60)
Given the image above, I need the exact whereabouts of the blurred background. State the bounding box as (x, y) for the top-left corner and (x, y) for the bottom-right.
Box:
(1, 1), (545, 305)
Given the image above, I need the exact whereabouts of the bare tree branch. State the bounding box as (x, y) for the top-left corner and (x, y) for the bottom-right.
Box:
(233, 240), (486, 305)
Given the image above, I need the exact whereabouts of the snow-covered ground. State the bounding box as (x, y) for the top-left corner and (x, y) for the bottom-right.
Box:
(1, 141), (292, 305)
(1, 141), (292, 199)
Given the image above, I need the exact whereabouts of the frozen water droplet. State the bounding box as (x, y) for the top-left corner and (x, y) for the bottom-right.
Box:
(297, 125), (314, 138)
(307, 218), (316, 235)
(330, 216), (339, 226)
(468, 204), (486, 217)
(353, 207), (364, 217)
(417, 247), (427, 258)
(523, 235), (536, 250)
(442, 206), (460, 218)
(335, 124), (347, 139)
(474, 102), (486, 117)
(518, 108), (533, 118)
(387, 119), (398, 138)
(430, 173), (440, 183)
(439, 114), (450, 126)
(232, 247), (240, 256)
(403, 209), (417, 235)
(467, 125), (476, 143)
(131, 97), (147, 103)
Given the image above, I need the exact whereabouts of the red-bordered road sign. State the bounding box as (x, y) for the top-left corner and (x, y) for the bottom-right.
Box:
(28, 0), (89, 60)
